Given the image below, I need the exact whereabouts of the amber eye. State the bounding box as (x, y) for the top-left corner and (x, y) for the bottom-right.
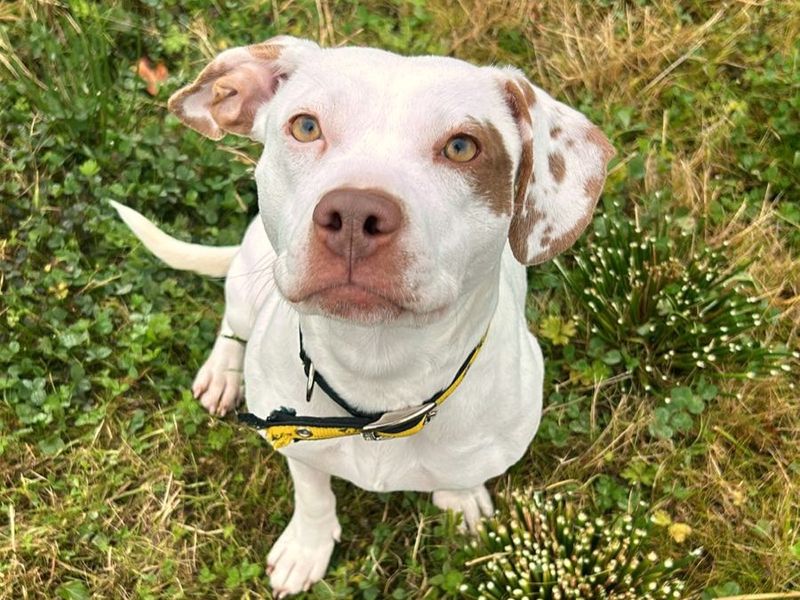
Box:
(290, 114), (322, 142)
(443, 135), (479, 162)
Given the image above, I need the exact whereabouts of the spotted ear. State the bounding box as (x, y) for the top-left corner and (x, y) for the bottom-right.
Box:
(501, 69), (615, 265)
(167, 36), (318, 141)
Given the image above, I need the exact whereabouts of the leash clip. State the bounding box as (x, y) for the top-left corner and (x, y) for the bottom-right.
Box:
(361, 402), (438, 441)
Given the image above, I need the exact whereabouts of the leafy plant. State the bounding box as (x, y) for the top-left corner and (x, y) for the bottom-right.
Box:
(461, 491), (697, 599)
(649, 380), (717, 440)
(538, 315), (578, 346)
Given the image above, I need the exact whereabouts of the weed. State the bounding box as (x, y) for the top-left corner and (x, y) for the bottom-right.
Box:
(557, 210), (793, 394)
(460, 491), (696, 599)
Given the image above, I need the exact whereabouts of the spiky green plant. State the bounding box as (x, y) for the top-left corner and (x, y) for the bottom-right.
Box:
(462, 491), (696, 600)
(556, 212), (794, 392)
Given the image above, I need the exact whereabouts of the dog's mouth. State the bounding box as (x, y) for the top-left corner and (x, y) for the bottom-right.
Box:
(300, 283), (407, 322)
(284, 282), (449, 324)
(274, 253), (453, 324)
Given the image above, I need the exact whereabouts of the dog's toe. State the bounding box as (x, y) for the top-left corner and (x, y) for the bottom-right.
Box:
(191, 368), (212, 399)
(200, 379), (225, 412)
(217, 378), (242, 416)
(433, 485), (494, 533)
(267, 516), (338, 597)
(269, 544), (333, 597)
(193, 336), (245, 416)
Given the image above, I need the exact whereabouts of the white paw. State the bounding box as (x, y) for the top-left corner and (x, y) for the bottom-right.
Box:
(192, 335), (245, 417)
(433, 485), (494, 533)
(267, 515), (341, 598)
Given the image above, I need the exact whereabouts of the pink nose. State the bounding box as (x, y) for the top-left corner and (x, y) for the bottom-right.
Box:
(312, 188), (403, 260)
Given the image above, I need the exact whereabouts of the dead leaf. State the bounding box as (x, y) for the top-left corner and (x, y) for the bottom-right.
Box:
(137, 57), (168, 96)
(669, 522), (692, 543)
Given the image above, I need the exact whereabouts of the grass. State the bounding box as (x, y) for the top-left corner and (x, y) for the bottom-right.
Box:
(1, 0), (798, 597)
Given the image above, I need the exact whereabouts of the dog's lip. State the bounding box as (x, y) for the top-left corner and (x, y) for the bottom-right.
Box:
(304, 283), (407, 309)
(291, 282), (450, 319)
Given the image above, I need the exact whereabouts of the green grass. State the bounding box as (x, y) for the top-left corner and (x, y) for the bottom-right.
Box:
(1, 0), (799, 598)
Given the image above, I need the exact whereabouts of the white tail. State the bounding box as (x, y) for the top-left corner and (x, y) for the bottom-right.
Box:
(110, 200), (239, 277)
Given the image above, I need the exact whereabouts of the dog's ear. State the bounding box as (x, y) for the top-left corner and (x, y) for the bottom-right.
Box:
(168, 36), (318, 141)
(499, 68), (615, 265)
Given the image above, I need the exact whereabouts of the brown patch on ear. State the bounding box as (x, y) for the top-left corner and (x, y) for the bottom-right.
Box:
(515, 77), (536, 107)
(503, 82), (534, 190)
(504, 81), (532, 127)
(168, 62), (230, 139)
(586, 126), (616, 162)
(529, 144), (612, 265)
(503, 80), (536, 262)
(532, 210), (594, 264)
(248, 43), (282, 61)
(581, 127), (614, 200)
(508, 206), (545, 263)
(584, 176), (604, 199)
(167, 42), (285, 140)
(548, 152), (566, 183)
(208, 62), (276, 136)
(499, 72), (616, 266)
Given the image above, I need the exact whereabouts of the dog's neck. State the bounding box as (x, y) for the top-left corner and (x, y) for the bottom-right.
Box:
(298, 275), (499, 414)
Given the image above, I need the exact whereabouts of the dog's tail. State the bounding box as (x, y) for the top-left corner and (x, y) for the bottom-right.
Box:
(110, 201), (239, 277)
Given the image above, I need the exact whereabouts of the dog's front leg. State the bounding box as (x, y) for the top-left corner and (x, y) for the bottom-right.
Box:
(193, 219), (273, 416)
(268, 458), (340, 597)
(192, 316), (246, 416)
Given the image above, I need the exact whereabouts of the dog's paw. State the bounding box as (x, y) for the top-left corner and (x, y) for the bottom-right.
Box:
(433, 485), (494, 533)
(267, 514), (341, 598)
(192, 335), (245, 417)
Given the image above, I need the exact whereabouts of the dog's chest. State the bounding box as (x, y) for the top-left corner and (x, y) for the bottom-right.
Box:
(243, 281), (542, 492)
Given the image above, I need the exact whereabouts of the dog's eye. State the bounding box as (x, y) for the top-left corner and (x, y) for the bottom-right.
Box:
(290, 114), (322, 142)
(443, 135), (479, 163)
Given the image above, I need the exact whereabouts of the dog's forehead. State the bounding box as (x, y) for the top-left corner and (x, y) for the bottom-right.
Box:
(289, 47), (505, 121)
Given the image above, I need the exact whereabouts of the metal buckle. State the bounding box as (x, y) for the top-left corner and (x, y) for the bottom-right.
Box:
(306, 362), (316, 403)
(361, 403), (438, 441)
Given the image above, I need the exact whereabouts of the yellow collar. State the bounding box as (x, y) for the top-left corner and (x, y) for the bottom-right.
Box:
(239, 328), (489, 449)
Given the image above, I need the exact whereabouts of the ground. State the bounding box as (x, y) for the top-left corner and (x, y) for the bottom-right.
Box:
(0, 1), (798, 598)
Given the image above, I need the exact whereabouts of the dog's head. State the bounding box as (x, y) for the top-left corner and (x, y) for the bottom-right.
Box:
(169, 37), (615, 325)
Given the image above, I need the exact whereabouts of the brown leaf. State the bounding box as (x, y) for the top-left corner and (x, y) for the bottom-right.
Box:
(137, 57), (169, 96)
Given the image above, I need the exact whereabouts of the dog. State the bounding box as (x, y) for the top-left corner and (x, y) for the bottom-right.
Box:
(112, 35), (614, 597)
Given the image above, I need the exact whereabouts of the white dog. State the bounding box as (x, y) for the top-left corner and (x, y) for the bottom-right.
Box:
(113, 35), (614, 597)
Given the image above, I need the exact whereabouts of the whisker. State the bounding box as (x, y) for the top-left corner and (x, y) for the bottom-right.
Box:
(226, 265), (274, 280)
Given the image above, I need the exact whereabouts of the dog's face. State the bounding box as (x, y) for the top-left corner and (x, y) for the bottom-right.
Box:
(169, 37), (614, 325)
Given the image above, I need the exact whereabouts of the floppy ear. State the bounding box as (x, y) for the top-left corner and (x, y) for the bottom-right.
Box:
(168, 36), (318, 141)
(500, 68), (615, 265)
